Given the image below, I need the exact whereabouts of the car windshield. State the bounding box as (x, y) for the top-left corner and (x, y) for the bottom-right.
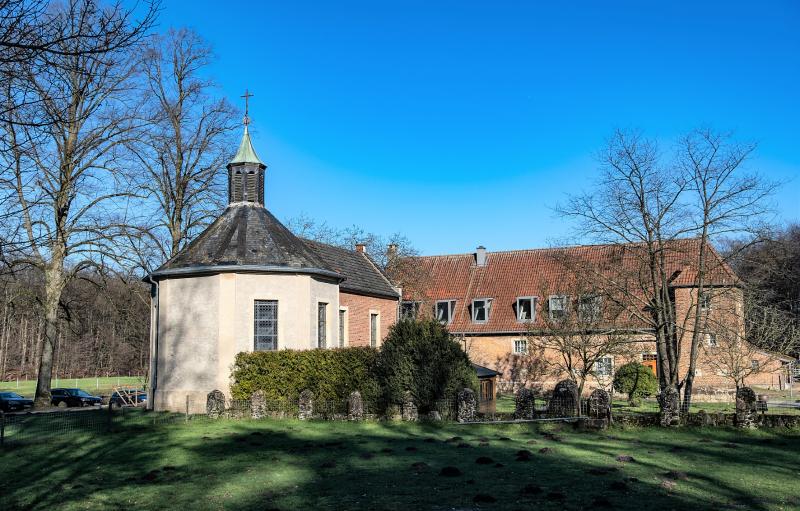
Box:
(68, 389), (92, 397)
(0, 392), (22, 399)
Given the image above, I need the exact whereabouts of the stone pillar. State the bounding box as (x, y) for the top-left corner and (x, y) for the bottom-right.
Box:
(401, 391), (418, 421)
(588, 388), (612, 424)
(457, 388), (477, 423)
(548, 380), (580, 417)
(347, 390), (364, 421)
(514, 387), (536, 420)
(206, 390), (225, 419)
(298, 389), (314, 420)
(658, 386), (681, 427)
(250, 390), (266, 420)
(735, 386), (757, 428)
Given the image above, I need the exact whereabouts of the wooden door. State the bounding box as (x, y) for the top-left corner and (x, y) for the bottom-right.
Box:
(642, 354), (657, 375)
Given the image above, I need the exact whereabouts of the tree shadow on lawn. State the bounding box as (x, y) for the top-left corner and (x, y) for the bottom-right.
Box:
(1, 418), (798, 511)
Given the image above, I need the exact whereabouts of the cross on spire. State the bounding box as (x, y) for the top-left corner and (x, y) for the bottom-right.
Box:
(241, 89), (254, 126)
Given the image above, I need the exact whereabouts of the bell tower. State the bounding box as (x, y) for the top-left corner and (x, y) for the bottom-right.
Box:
(227, 90), (266, 204)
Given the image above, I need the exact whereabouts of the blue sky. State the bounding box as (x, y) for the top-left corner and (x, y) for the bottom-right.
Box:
(155, 1), (799, 255)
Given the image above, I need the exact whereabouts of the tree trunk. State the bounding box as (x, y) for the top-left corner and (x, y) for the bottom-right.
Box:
(33, 265), (65, 407)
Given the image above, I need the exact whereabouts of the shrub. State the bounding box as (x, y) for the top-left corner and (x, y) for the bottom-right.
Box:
(375, 318), (477, 413)
(230, 347), (380, 403)
(613, 362), (658, 406)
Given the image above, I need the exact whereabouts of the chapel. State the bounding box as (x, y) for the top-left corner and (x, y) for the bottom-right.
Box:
(146, 120), (399, 413)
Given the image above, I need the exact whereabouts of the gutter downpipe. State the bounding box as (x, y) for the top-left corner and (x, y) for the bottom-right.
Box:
(145, 274), (159, 411)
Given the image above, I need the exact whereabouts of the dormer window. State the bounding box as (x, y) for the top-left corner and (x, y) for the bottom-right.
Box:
(516, 297), (537, 322)
(400, 301), (420, 320)
(548, 295), (567, 320)
(578, 295), (601, 322)
(472, 298), (492, 323)
(435, 300), (456, 324)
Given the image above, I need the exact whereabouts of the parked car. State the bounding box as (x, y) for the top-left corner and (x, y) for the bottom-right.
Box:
(50, 388), (103, 408)
(110, 389), (147, 407)
(0, 392), (34, 412)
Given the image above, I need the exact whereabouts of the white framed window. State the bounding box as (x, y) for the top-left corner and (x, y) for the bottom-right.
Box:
(751, 359), (759, 371)
(513, 339), (528, 354)
(548, 295), (567, 320)
(704, 332), (718, 347)
(338, 308), (347, 347)
(471, 298), (492, 323)
(578, 295), (601, 322)
(400, 301), (420, 320)
(595, 356), (613, 377)
(435, 300), (456, 324)
(516, 297), (537, 322)
(254, 300), (278, 351)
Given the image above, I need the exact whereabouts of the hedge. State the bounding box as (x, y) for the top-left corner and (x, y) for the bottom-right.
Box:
(230, 347), (380, 403)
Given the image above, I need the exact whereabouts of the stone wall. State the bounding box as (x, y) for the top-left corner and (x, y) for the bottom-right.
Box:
(615, 411), (800, 429)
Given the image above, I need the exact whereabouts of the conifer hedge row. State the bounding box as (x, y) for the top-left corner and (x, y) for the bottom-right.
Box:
(230, 347), (380, 403)
(230, 319), (478, 411)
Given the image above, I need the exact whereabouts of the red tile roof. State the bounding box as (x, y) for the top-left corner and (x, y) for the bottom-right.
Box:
(399, 238), (740, 334)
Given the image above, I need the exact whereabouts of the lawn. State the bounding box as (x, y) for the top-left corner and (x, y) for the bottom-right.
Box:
(1, 412), (799, 510)
(0, 376), (145, 397)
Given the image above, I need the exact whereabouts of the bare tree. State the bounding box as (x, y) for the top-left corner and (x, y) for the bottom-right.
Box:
(0, 1), (145, 405)
(287, 212), (417, 270)
(677, 128), (775, 410)
(492, 346), (551, 394)
(524, 275), (634, 397)
(559, 128), (775, 423)
(127, 28), (237, 268)
(0, 0), (157, 132)
(726, 223), (800, 324)
(703, 294), (798, 389)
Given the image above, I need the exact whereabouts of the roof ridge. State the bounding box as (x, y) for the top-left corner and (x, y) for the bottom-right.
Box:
(411, 237), (708, 259)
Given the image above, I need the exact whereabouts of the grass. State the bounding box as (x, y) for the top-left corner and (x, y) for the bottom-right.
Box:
(0, 376), (144, 397)
(1, 411), (799, 510)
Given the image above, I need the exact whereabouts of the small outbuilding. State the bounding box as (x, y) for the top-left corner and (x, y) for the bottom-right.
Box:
(473, 363), (500, 414)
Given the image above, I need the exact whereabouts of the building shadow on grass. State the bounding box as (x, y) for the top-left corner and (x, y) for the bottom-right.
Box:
(1, 416), (798, 510)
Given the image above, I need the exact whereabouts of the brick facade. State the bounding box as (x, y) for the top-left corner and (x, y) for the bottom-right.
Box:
(461, 332), (789, 397)
(398, 242), (793, 397)
(339, 291), (398, 348)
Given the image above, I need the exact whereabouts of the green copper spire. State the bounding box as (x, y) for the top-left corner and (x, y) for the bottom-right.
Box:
(229, 125), (264, 166)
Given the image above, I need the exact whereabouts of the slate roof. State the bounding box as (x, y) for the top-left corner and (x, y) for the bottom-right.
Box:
(400, 238), (740, 334)
(149, 204), (400, 300)
(303, 239), (400, 299)
(150, 203), (340, 280)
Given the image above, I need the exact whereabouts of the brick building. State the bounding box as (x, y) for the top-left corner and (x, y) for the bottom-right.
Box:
(398, 242), (793, 397)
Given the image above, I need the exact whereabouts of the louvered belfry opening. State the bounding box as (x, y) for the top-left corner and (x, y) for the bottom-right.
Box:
(227, 125), (267, 204)
(228, 163), (265, 204)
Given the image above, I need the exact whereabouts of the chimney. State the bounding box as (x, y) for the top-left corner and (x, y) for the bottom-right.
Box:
(355, 243), (366, 254)
(475, 246), (487, 266)
(387, 243), (398, 259)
